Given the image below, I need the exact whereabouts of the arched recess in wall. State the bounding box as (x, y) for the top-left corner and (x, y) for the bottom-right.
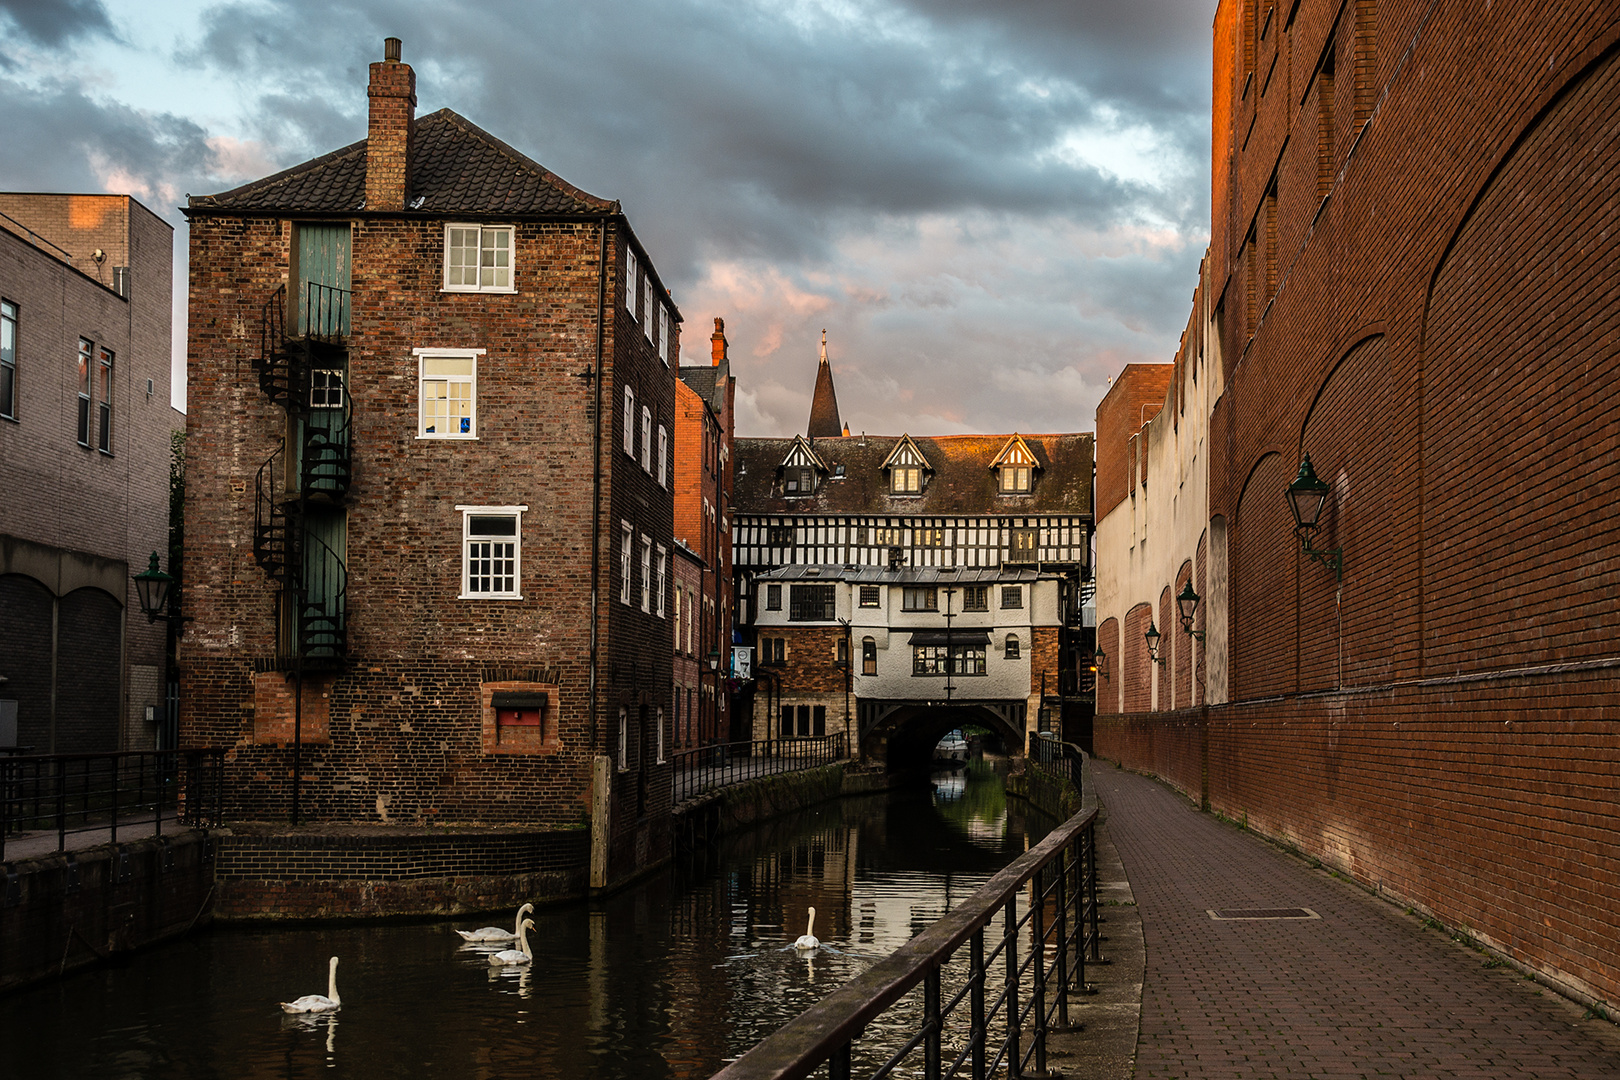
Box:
(1422, 40), (1620, 676)
(1230, 451), (1295, 701)
(1096, 616), (1121, 714)
(1297, 333), (1404, 691)
(1173, 560), (1195, 708)
(55, 586), (123, 755)
(0, 573), (55, 750)
(1122, 602), (1154, 714)
(1157, 585), (1173, 711)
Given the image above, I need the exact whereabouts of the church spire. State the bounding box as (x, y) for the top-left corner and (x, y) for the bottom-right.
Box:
(807, 328), (844, 439)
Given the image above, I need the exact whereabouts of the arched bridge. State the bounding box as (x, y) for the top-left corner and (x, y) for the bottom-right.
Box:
(855, 698), (1028, 772)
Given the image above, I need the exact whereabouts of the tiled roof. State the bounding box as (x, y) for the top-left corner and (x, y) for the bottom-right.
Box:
(808, 359), (842, 438)
(188, 109), (616, 216)
(678, 365), (719, 401)
(751, 564), (1047, 584)
(735, 433), (1094, 516)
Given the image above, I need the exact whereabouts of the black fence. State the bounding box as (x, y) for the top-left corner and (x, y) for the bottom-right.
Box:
(712, 803), (1103, 1080)
(672, 733), (846, 803)
(1027, 731), (1083, 800)
(0, 749), (226, 860)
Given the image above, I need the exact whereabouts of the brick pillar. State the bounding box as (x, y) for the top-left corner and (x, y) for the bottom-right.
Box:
(366, 37), (416, 212)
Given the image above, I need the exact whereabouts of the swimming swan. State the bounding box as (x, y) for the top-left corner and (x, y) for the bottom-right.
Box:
(456, 902), (533, 942)
(281, 956), (342, 1014)
(489, 919), (536, 966)
(793, 907), (821, 952)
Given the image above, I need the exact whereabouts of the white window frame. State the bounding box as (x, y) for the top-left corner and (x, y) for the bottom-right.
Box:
(640, 536), (653, 612)
(623, 386), (635, 456)
(655, 545), (667, 618)
(624, 247), (638, 316)
(1, 299), (17, 421)
(643, 276), (656, 343)
(658, 305), (670, 365)
(620, 522), (633, 604)
(640, 406), (652, 472)
(442, 224), (515, 293)
(618, 706), (629, 771)
(657, 425), (669, 487)
(416, 348), (483, 440)
(456, 505), (527, 599)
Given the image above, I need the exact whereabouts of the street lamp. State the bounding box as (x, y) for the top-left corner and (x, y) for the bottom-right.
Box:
(1144, 620), (1164, 665)
(1176, 580), (1205, 641)
(1286, 455), (1344, 581)
(1092, 644), (1108, 681)
(134, 553), (179, 624)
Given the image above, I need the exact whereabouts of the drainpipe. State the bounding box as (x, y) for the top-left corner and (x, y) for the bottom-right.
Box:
(588, 219), (609, 749)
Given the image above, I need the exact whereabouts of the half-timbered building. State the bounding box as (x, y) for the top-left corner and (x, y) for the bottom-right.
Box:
(733, 357), (1095, 764)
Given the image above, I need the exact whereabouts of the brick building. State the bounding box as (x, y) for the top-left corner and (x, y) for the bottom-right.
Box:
(0, 194), (177, 754)
(1094, 1), (1620, 1014)
(673, 317), (736, 747)
(734, 338), (1094, 765)
(180, 39), (678, 899)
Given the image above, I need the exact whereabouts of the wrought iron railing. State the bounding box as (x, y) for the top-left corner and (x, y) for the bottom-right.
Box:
(298, 280), (350, 341)
(1028, 731), (1083, 797)
(712, 803), (1103, 1080)
(0, 749), (226, 860)
(253, 444), (293, 582)
(672, 733), (846, 803)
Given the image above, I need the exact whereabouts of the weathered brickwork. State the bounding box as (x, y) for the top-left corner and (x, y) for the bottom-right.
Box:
(180, 44), (679, 892)
(1098, 5), (1620, 1011)
(213, 826), (589, 918)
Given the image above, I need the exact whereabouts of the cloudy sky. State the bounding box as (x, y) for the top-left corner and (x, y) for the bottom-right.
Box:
(0, 0), (1216, 435)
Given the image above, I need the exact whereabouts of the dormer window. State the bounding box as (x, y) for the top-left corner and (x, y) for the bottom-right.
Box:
(881, 434), (930, 497)
(991, 434), (1040, 496)
(891, 466), (921, 494)
(785, 466), (816, 496)
(1000, 466), (1032, 493)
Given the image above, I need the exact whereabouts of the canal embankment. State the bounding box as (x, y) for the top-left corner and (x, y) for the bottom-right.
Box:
(0, 829), (215, 994)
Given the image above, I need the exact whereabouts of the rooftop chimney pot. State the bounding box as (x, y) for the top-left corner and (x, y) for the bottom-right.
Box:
(384, 37), (402, 62)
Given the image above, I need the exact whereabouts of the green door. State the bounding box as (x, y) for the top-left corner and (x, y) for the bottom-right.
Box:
(295, 223), (351, 336)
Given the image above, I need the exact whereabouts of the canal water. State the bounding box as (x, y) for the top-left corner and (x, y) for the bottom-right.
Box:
(5, 761), (1050, 1079)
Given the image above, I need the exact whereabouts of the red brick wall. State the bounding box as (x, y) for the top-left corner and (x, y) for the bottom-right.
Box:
(1122, 603), (1153, 713)
(1107, 7), (1620, 1010)
(1095, 365), (1171, 518)
(182, 209), (675, 883)
(1096, 616), (1120, 713)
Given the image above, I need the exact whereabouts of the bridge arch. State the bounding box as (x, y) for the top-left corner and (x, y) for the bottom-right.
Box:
(857, 701), (1027, 773)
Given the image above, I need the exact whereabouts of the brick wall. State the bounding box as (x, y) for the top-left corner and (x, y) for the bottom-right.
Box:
(0, 195), (175, 753)
(214, 826), (589, 918)
(182, 205), (676, 886)
(1094, 365), (1171, 519)
(1104, 4), (1620, 1012)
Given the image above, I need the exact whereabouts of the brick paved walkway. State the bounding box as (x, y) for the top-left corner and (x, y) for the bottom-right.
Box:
(1096, 766), (1620, 1079)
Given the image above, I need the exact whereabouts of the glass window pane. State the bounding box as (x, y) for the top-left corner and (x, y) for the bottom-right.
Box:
(424, 356), (475, 378)
(469, 516), (517, 536)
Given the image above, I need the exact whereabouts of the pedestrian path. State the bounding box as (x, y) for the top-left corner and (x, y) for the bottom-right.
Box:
(1095, 766), (1620, 1079)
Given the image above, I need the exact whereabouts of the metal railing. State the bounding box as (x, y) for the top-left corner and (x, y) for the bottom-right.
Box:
(713, 803), (1103, 1080)
(1028, 731), (1083, 799)
(0, 749), (226, 860)
(672, 733), (846, 803)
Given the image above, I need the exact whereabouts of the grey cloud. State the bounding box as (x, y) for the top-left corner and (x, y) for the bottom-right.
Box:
(0, 0), (115, 49)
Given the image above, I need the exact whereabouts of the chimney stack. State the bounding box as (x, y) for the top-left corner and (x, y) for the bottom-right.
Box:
(366, 37), (416, 212)
(711, 317), (728, 367)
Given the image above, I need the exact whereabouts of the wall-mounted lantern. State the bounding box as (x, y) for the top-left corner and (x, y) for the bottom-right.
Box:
(134, 553), (183, 624)
(1286, 455), (1344, 581)
(1144, 620), (1164, 665)
(1092, 644), (1108, 682)
(1176, 581), (1205, 642)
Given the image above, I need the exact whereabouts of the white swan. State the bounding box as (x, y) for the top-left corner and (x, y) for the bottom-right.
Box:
(281, 956), (342, 1014)
(455, 902), (533, 943)
(793, 907), (821, 952)
(489, 919), (536, 966)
